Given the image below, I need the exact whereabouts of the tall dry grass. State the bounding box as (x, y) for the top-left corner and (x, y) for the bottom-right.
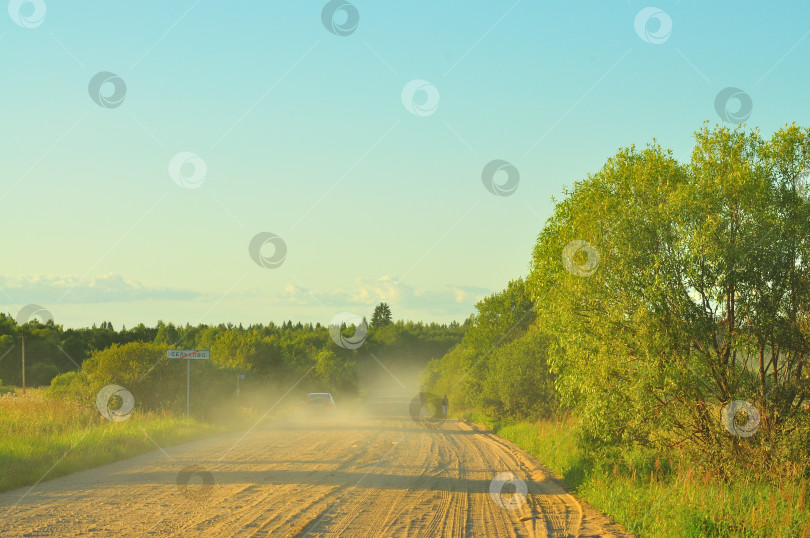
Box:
(0, 388), (221, 492)
(466, 412), (810, 537)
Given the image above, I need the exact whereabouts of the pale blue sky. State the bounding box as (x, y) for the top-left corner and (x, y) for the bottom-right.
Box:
(2, 1), (809, 328)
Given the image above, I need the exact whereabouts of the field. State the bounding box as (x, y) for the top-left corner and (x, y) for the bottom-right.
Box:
(464, 412), (810, 537)
(0, 388), (224, 493)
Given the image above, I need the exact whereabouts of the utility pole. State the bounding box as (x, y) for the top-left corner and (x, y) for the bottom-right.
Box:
(21, 334), (25, 395)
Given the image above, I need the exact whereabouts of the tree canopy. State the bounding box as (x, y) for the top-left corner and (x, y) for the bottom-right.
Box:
(426, 123), (810, 475)
(371, 302), (393, 328)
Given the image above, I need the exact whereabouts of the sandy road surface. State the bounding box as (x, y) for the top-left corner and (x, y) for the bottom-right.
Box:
(0, 393), (629, 537)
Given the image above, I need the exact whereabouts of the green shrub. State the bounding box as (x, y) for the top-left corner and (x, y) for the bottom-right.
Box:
(479, 323), (556, 419)
(49, 342), (241, 420)
(46, 370), (91, 401)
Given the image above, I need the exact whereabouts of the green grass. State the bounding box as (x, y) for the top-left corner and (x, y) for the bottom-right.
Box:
(0, 388), (228, 493)
(462, 413), (810, 537)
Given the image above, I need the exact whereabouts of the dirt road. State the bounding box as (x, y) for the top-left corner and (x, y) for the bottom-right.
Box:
(0, 393), (629, 537)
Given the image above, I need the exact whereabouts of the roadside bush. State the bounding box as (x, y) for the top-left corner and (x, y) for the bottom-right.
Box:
(422, 344), (472, 412)
(46, 370), (91, 402)
(479, 323), (557, 419)
(49, 342), (242, 420)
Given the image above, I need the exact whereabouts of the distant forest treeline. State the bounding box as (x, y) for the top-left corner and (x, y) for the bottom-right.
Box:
(0, 305), (464, 417)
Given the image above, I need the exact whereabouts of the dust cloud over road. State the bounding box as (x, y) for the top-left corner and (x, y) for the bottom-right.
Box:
(0, 393), (629, 537)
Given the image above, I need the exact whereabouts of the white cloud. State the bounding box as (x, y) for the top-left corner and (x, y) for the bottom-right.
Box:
(0, 273), (203, 304)
(0, 273), (491, 328)
(280, 275), (490, 314)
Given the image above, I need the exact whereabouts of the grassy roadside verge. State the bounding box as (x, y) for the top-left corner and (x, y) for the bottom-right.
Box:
(461, 411), (810, 537)
(0, 388), (237, 493)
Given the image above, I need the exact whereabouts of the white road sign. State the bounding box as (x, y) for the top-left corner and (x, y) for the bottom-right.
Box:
(167, 350), (210, 360)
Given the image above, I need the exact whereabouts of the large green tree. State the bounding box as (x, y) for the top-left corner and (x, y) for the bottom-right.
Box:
(529, 124), (810, 468)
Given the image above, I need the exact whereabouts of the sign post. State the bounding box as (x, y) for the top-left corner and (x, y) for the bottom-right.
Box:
(168, 350), (210, 418)
(237, 374), (245, 398)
